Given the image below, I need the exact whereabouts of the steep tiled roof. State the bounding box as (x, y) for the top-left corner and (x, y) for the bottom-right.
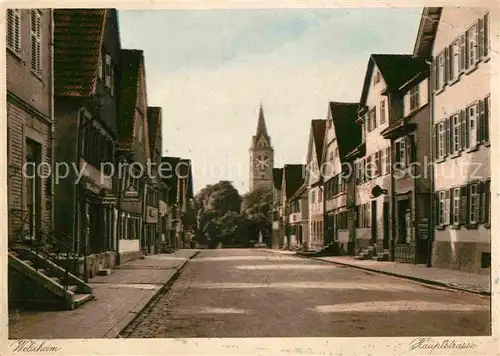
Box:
(54, 9), (106, 97)
(284, 164), (305, 199)
(329, 102), (361, 160)
(273, 168), (283, 190)
(117, 49), (143, 150)
(311, 120), (326, 164)
(147, 106), (162, 156)
(359, 54), (429, 107)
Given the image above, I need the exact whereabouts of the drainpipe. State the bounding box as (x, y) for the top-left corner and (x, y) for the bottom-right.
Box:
(389, 93), (398, 262)
(426, 58), (434, 268)
(49, 10), (55, 234)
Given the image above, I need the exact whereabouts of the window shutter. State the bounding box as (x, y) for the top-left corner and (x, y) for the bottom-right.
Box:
(485, 96), (490, 142)
(431, 59), (437, 92)
(449, 188), (454, 225)
(14, 9), (21, 54)
(477, 19), (484, 61)
(444, 118), (450, 156)
(479, 181), (486, 223)
(466, 184), (472, 224)
(444, 47), (449, 84)
(486, 179), (491, 223)
(474, 184), (480, 224)
(459, 186), (467, 224)
(395, 141), (401, 163)
(475, 102), (481, 144)
(464, 31), (470, 70)
(444, 190), (450, 225)
(484, 13), (489, 57)
(478, 99), (485, 142)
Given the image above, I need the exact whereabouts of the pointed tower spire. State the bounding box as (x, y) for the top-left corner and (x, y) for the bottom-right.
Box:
(256, 103), (268, 137)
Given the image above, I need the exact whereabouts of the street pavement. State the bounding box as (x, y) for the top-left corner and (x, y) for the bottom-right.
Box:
(120, 248), (491, 338)
(8, 250), (199, 339)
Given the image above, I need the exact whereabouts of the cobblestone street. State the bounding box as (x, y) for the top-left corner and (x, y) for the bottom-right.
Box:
(120, 249), (491, 338)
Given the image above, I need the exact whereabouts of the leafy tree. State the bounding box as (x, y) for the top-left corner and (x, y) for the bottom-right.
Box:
(194, 180), (244, 245)
(241, 186), (273, 243)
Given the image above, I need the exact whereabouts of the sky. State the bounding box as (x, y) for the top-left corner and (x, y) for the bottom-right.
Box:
(118, 8), (422, 195)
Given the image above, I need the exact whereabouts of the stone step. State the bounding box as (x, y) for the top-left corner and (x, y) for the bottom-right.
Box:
(73, 293), (94, 309)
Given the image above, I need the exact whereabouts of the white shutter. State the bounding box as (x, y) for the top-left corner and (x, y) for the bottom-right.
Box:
(30, 10), (42, 75)
(7, 9), (21, 55)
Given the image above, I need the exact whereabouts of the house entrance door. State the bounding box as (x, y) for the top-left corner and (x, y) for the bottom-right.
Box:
(25, 139), (41, 242)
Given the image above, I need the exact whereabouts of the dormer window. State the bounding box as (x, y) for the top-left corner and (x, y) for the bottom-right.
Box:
(373, 71), (380, 85)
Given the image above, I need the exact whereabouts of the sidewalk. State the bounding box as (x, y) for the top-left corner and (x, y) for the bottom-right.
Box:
(8, 249), (200, 339)
(259, 248), (490, 296)
(315, 256), (490, 296)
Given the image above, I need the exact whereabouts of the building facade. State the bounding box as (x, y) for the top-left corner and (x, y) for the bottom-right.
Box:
(287, 184), (309, 250)
(280, 164), (305, 248)
(271, 168), (284, 249)
(7, 9), (54, 245)
(420, 7), (491, 273)
(53, 9), (121, 277)
(322, 102), (360, 254)
(116, 49), (151, 263)
(305, 120), (326, 251)
(249, 105), (274, 192)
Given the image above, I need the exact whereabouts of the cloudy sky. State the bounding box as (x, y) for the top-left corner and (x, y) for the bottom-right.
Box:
(118, 8), (422, 195)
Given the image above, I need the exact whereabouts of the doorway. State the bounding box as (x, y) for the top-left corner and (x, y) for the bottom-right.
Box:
(25, 139), (41, 241)
(397, 199), (410, 244)
(383, 201), (389, 249)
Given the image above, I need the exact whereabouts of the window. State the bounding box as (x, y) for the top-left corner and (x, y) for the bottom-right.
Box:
(438, 191), (450, 225)
(437, 52), (445, 90)
(380, 99), (386, 124)
(105, 54), (112, 88)
(334, 147), (338, 161)
(30, 10), (42, 75)
(478, 96), (489, 143)
(467, 24), (477, 68)
(452, 114), (461, 153)
(374, 151), (380, 177)
(396, 138), (406, 167)
(452, 188), (460, 224)
(437, 122), (445, 158)
(459, 34), (466, 73)
(468, 104), (478, 147)
(380, 148), (387, 175)
(137, 122), (143, 143)
(329, 150), (333, 161)
(7, 9), (21, 55)
(469, 183), (480, 224)
(374, 71), (380, 85)
(409, 85), (420, 111)
(450, 40), (460, 81)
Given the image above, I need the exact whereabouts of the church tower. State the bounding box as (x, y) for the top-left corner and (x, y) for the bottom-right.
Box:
(249, 104), (274, 192)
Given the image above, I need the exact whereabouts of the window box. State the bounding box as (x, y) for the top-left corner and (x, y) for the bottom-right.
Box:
(465, 223), (478, 229)
(450, 224), (461, 230)
(435, 225), (446, 230)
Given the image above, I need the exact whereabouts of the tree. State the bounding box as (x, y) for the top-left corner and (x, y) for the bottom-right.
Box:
(194, 180), (244, 245)
(241, 186), (273, 243)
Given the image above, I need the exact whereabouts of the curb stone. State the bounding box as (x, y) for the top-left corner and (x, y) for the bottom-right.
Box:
(111, 250), (201, 338)
(310, 256), (491, 297)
